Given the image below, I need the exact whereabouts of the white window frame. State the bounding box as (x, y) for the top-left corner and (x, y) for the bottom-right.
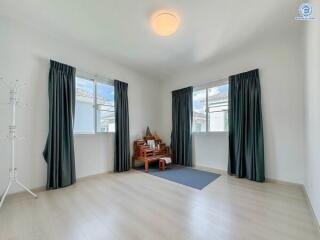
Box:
(193, 78), (229, 134)
(74, 71), (115, 135)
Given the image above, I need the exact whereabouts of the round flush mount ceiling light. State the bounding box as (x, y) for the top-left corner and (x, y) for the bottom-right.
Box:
(151, 10), (180, 36)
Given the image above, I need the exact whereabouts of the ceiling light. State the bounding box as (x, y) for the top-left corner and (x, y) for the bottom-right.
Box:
(151, 10), (180, 36)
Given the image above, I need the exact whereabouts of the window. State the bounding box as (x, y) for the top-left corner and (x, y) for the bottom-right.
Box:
(193, 81), (229, 132)
(208, 84), (228, 131)
(74, 77), (95, 134)
(192, 89), (207, 132)
(96, 82), (115, 133)
(74, 76), (115, 134)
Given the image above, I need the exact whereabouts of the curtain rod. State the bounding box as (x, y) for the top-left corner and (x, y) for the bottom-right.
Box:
(76, 69), (114, 83)
(193, 77), (228, 90)
(193, 68), (259, 90)
(50, 59), (114, 82)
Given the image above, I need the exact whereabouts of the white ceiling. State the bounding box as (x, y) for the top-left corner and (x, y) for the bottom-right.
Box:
(0, 0), (301, 79)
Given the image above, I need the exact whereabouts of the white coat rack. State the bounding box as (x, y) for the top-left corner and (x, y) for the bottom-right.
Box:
(0, 78), (37, 209)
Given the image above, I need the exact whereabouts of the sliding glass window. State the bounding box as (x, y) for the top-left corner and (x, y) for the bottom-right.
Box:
(193, 81), (229, 133)
(74, 76), (115, 134)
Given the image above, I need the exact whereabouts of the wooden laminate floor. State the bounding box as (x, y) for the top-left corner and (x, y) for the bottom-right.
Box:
(0, 170), (319, 240)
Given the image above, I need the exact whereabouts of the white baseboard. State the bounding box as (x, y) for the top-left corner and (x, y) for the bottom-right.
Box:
(265, 178), (304, 188)
(194, 164), (227, 175)
(4, 171), (113, 198)
(302, 186), (320, 233)
(195, 165), (304, 186)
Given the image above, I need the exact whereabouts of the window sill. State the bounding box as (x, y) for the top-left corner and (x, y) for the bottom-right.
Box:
(74, 132), (115, 137)
(192, 131), (228, 135)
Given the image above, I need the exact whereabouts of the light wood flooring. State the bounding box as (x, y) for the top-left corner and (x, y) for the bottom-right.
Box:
(0, 170), (319, 240)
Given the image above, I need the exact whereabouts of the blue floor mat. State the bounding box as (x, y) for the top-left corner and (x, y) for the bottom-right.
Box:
(138, 165), (220, 190)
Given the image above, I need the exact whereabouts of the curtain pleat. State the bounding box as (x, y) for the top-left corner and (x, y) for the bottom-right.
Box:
(114, 80), (130, 172)
(171, 87), (193, 166)
(43, 60), (76, 189)
(228, 69), (265, 182)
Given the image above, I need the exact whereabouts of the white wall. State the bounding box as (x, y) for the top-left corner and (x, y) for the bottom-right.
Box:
(160, 30), (305, 184)
(193, 132), (228, 170)
(305, 0), (320, 224)
(0, 17), (162, 193)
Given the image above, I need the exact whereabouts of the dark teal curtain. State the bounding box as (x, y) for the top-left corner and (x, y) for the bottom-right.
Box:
(171, 87), (193, 166)
(228, 69), (265, 182)
(114, 80), (130, 172)
(43, 60), (76, 189)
